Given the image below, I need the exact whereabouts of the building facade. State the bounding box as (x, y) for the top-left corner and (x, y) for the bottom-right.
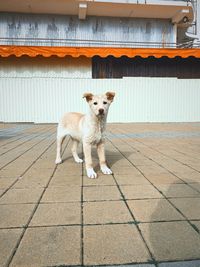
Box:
(0, 0), (200, 123)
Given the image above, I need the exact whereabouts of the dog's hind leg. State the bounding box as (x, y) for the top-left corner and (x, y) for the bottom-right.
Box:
(55, 126), (67, 164)
(71, 139), (83, 163)
(55, 136), (65, 164)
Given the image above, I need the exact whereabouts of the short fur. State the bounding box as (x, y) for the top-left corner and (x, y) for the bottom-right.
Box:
(55, 91), (115, 178)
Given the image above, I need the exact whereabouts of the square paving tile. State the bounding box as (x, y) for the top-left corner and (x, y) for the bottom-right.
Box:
(190, 183), (200, 193)
(49, 175), (82, 187)
(170, 198), (200, 219)
(41, 186), (81, 203)
(10, 226), (81, 266)
(21, 168), (53, 179)
(83, 186), (122, 201)
(83, 174), (116, 186)
(114, 174), (150, 185)
(0, 168), (22, 178)
(0, 177), (16, 189)
(0, 228), (23, 267)
(137, 166), (167, 176)
(0, 188), (44, 204)
(13, 176), (49, 188)
(32, 162), (55, 170)
(127, 199), (184, 222)
(139, 221), (200, 261)
(145, 173), (183, 185)
(174, 171), (200, 183)
(111, 164), (136, 172)
(54, 165), (82, 176)
(132, 160), (155, 167)
(84, 224), (151, 265)
(111, 166), (141, 175)
(156, 184), (200, 198)
(30, 202), (81, 226)
(120, 185), (163, 200)
(84, 201), (133, 224)
(163, 163), (192, 174)
(0, 204), (35, 228)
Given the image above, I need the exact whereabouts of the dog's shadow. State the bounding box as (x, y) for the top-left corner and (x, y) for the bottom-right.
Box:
(104, 151), (133, 168)
(60, 137), (133, 169)
(61, 148), (132, 169)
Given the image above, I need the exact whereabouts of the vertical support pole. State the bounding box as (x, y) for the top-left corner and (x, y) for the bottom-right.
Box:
(197, 0), (200, 42)
(173, 23), (177, 47)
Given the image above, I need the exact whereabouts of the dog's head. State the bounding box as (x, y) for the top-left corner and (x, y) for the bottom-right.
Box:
(83, 92), (115, 117)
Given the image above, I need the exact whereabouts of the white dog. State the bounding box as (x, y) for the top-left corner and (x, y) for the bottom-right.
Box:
(55, 91), (115, 178)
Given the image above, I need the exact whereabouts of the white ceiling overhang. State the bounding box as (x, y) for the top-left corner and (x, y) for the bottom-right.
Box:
(0, 0), (194, 24)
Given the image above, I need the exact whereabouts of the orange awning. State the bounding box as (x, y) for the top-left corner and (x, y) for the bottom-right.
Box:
(1, 45), (200, 58)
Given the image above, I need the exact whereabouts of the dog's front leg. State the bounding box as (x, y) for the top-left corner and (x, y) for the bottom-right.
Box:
(83, 142), (97, 179)
(97, 141), (112, 175)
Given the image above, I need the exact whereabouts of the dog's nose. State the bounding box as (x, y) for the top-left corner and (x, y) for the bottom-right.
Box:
(99, 109), (104, 115)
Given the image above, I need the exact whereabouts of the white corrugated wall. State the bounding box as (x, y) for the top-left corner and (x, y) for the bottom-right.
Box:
(1, 77), (200, 123)
(0, 57), (200, 123)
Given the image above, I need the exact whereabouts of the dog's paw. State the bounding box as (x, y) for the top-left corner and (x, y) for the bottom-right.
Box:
(86, 168), (97, 179)
(101, 166), (112, 175)
(75, 158), (83, 163)
(55, 158), (62, 164)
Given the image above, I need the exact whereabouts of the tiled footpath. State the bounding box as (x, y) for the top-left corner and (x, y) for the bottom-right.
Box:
(0, 123), (200, 267)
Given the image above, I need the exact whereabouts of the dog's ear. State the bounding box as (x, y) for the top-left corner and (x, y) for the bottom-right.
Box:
(106, 92), (115, 102)
(83, 93), (93, 102)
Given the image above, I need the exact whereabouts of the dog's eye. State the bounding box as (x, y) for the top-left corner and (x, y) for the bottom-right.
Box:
(103, 101), (107, 105)
(93, 102), (98, 105)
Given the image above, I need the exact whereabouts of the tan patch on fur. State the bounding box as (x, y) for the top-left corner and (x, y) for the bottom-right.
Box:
(61, 112), (84, 130)
(106, 91), (115, 102)
(83, 93), (93, 102)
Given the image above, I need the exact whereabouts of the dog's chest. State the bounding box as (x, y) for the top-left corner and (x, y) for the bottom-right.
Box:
(85, 122), (105, 144)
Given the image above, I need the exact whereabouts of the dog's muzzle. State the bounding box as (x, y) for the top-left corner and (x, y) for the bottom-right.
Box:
(98, 109), (104, 115)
